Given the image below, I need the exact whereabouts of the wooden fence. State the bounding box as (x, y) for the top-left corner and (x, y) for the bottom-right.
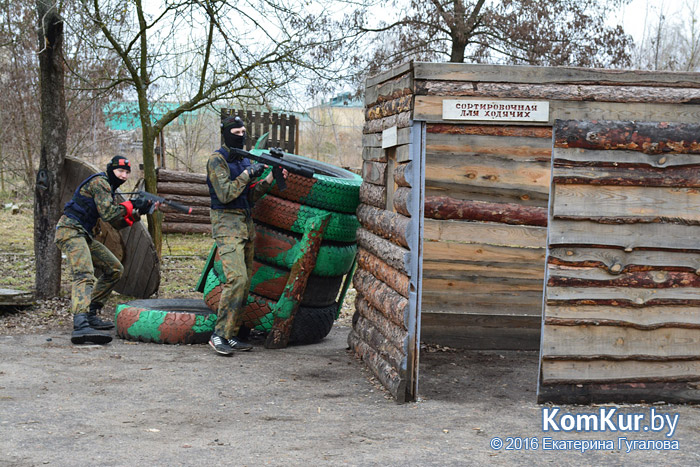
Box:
(221, 108), (297, 154)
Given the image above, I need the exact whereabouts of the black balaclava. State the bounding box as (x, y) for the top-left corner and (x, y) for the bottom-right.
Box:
(221, 115), (246, 151)
(106, 155), (131, 189)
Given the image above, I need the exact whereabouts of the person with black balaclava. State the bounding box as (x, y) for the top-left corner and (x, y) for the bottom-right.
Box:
(54, 155), (153, 345)
(205, 115), (284, 356)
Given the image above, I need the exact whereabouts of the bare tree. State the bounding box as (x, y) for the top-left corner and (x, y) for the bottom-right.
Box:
(72, 0), (351, 254)
(0, 2), (41, 195)
(34, 0), (66, 298)
(632, 0), (700, 71)
(0, 0), (125, 198)
(348, 0), (634, 81)
(166, 108), (219, 173)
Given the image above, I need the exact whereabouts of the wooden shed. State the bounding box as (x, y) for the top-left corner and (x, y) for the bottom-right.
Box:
(351, 61), (700, 402)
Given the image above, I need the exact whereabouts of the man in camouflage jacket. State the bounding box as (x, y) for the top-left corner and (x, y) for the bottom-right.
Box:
(206, 115), (284, 356)
(55, 156), (152, 345)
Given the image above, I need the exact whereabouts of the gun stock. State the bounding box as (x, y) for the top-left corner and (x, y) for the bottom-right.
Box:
(120, 191), (193, 214)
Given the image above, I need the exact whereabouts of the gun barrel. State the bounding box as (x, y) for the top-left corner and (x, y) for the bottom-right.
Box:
(120, 191), (193, 214)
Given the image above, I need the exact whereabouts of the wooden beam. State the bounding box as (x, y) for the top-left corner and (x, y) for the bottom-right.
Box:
(548, 219), (700, 251)
(553, 120), (700, 153)
(357, 248), (410, 298)
(356, 227), (411, 274)
(424, 196), (547, 225)
(416, 81), (700, 104)
(412, 61), (700, 87)
(424, 218), (547, 248)
(541, 325), (700, 359)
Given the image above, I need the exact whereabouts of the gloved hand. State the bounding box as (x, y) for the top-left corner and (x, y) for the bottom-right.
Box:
(131, 196), (153, 215)
(246, 163), (266, 179)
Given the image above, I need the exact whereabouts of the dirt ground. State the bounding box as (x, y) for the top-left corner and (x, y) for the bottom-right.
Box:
(2, 318), (699, 467)
(1, 208), (698, 465)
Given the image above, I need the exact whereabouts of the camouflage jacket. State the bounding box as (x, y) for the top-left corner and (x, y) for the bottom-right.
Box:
(56, 174), (140, 236)
(206, 148), (271, 208)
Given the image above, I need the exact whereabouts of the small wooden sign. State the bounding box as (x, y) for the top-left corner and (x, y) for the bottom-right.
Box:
(443, 98), (549, 122)
(382, 126), (398, 148)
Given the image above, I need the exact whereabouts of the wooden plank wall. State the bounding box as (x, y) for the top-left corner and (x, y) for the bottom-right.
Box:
(410, 62), (700, 350)
(538, 120), (700, 404)
(420, 124), (549, 348)
(348, 65), (416, 402)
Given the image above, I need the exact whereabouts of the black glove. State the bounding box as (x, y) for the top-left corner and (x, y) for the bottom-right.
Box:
(246, 163), (266, 179)
(131, 196), (153, 215)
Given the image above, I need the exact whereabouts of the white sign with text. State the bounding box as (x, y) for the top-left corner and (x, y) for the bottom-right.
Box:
(442, 99), (550, 122)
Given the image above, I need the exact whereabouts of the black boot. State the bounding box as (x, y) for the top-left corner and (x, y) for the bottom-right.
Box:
(87, 303), (114, 330)
(71, 313), (112, 345)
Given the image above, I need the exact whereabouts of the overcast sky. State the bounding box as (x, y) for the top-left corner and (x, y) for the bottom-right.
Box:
(620, 0), (693, 41)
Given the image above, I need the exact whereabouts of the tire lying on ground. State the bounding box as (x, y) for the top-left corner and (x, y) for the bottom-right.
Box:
(116, 297), (336, 346)
(115, 299), (216, 345)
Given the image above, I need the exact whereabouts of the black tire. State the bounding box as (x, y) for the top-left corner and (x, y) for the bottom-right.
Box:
(115, 299), (215, 345)
(251, 260), (344, 307)
(205, 265), (342, 309)
(289, 303), (337, 345)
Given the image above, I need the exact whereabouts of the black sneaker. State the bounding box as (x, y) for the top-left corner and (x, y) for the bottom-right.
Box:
(228, 336), (253, 351)
(209, 333), (234, 356)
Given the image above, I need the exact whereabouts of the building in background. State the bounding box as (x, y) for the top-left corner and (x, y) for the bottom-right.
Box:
(298, 92), (363, 171)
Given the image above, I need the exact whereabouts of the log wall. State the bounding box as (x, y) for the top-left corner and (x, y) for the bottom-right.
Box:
(157, 169), (211, 234)
(538, 120), (700, 404)
(350, 65), (420, 402)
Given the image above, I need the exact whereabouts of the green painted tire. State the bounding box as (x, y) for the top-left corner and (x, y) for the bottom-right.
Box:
(249, 150), (362, 214)
(254, 224), (357, 277)
(253, 194), (360, 243)
(201, 284), (337, 345)
(250, 260), (344, 307)
(205, 264), (342, 308)
(115, 299), (216, 344)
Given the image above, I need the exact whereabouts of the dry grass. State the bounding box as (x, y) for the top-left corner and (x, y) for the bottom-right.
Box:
(0, 206), (214, 333)
(0, 206), (356, 334)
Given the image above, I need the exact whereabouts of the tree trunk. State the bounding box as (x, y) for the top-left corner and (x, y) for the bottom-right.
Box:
(141, 128), (163, 256)
(34, 0), (66, 299)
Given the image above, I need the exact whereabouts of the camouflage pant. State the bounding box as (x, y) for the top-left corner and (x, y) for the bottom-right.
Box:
(211, 210), (255, 338)
(54, 224), (124, 315)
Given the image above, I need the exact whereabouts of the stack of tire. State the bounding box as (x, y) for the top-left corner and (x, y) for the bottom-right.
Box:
(200, 151), (362, 345)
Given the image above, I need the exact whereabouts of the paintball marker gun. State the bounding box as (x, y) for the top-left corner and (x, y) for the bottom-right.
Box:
(229, 147), (314, 191)
(120, 190), (193, 215)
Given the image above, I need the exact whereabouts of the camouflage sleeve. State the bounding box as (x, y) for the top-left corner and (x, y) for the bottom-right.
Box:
(250, 177), (272, 202)
(207, 153), (250, 204)
(84, 176), (126, 223)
